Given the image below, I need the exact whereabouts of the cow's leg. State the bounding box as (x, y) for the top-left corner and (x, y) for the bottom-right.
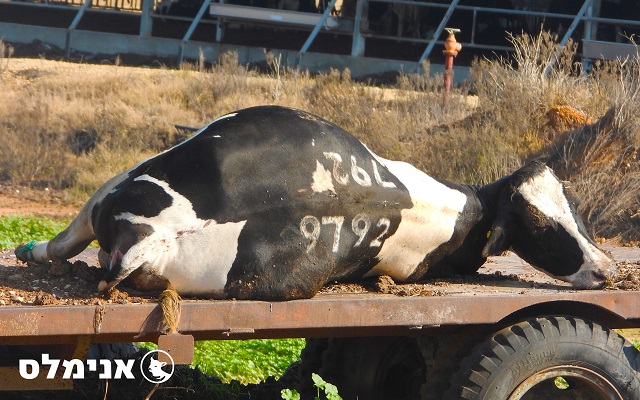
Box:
(15, 211), (95, 264)
(15, 169), (131, 264)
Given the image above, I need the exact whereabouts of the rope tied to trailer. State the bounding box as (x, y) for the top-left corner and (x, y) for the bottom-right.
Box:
(160, 285), (182, 334)
(15, 240), (37, 259)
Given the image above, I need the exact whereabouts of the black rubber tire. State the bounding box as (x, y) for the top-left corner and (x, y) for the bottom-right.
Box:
(445, 316), (640, 400)
(297, 334), (478, 400)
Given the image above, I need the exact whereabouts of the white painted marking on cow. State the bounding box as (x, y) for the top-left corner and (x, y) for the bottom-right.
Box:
(372, 160), (397, 188)
(350, 156), (372, 186)
(323, 152), (350, 185)
(365, 159), (467, 281)
(301, 214), (392, 254)
(300, 215), (321, 252)
(311, 161), (336, 193)
(322, 216), (345, 253)
(352, 214), (372, 246)
(370, 218), (391, 247)
(517, 167), (612, 288)
(113, 174), (246, 296)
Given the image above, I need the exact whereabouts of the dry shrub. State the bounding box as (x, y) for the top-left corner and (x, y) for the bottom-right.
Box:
(2, 34), (638, 240)
(545, 55), (640, 240)
(0, 39), (13, 79)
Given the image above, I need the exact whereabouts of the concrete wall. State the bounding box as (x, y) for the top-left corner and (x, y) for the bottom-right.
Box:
(0, 22), (470, 81)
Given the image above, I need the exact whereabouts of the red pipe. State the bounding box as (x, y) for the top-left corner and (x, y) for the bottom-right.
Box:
(443, 29), (461, 108)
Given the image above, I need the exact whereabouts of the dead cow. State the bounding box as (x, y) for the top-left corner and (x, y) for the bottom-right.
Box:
(16, 106), (614, 300)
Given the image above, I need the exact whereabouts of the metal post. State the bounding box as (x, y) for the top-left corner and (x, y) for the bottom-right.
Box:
(179, 0), (212, 63)
(297, 0), (338, 63)
(140, 0), (154, 37)
(216, 0), (225, 42)
(351, 0), (368, 57)
(544, 0), (591, 75)
(417, 0), (459, 68)
(585, 0), (601, 40)
(66, 0), (92, 58)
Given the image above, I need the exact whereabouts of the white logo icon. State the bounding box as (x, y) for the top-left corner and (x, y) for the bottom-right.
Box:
(140, 350), (175, 384)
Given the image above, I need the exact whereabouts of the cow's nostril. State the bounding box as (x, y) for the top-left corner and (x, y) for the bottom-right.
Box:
(592, 270), (607, 282)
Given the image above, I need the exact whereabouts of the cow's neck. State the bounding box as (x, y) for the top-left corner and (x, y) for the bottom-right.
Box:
(475, 174), (510, 226)
(419, 175), (511, 278)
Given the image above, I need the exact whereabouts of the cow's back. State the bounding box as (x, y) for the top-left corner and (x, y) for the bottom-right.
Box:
(94, 106), (415, 299)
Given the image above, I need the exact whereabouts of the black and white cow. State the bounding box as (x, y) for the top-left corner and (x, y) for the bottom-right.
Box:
(15, 106), (613, 300)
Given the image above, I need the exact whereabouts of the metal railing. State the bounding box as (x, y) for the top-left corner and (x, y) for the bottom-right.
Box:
(3, 0), (639, 66)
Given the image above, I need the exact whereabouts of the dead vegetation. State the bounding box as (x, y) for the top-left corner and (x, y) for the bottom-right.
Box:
(0, 32), (638, 240)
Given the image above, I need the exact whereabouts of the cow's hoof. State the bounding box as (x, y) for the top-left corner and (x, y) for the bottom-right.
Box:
(98, 280), (110, 293)
(15, 241), (37, 263)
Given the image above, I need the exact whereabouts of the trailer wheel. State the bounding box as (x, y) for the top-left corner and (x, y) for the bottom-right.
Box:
(446, 316), (640, 400)
(318, 336), (428, 400)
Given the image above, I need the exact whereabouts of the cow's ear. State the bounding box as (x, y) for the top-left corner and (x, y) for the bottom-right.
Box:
(481, 218), (514, 257)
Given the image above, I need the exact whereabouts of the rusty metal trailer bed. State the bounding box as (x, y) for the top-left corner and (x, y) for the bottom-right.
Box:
(0, 247), (639, 398)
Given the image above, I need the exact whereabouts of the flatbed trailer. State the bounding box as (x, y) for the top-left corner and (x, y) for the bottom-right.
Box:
(0, 246), (639, 399)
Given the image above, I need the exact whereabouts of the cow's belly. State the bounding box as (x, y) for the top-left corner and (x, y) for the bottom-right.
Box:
(157, 220), (247, 297)
(365, 204), (463, 280)
(365, 159), (468, 281)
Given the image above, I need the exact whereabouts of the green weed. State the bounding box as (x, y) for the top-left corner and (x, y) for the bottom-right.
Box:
(281, 373), (342, 400)
(0, 215), (69, 250)
(142, 339), (305, 384)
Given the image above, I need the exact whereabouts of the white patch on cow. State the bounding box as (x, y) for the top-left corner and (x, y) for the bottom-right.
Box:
(213, 135), (222, 138)
(364, 160), (467, 280)
(311, 161), (336, 193)
(517, 167), (612, 288)
(114, 174), (246, 296)
(312, 139), (315, 147)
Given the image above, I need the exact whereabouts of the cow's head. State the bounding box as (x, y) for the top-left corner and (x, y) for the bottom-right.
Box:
(481, 161), (614, 289)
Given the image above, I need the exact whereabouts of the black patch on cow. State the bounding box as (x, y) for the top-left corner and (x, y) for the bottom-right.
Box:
(92, 179), (171, 252)
(206, 106), (413, 299)
(90, 106), (411, 298)
(510, 199), (584, 277)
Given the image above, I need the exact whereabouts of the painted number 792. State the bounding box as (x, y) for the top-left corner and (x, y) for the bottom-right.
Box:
(300, 214), (391, 253)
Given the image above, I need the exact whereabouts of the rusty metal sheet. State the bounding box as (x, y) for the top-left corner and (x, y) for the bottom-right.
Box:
(0, 245), (637, 343)
(0, 290), (638, 343)
(158, 333), (194, 365)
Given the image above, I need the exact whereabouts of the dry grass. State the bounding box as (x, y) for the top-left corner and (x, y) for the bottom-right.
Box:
(0, 33), (638, 239)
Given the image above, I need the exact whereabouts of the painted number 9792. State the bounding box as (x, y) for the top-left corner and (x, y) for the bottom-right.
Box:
(300, 214), (391, 253)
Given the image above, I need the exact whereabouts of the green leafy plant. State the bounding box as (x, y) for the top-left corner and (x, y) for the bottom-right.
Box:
(0, 215), (69, 250)
(281, 388), (301, 400)
(281, 373), (342, 400)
